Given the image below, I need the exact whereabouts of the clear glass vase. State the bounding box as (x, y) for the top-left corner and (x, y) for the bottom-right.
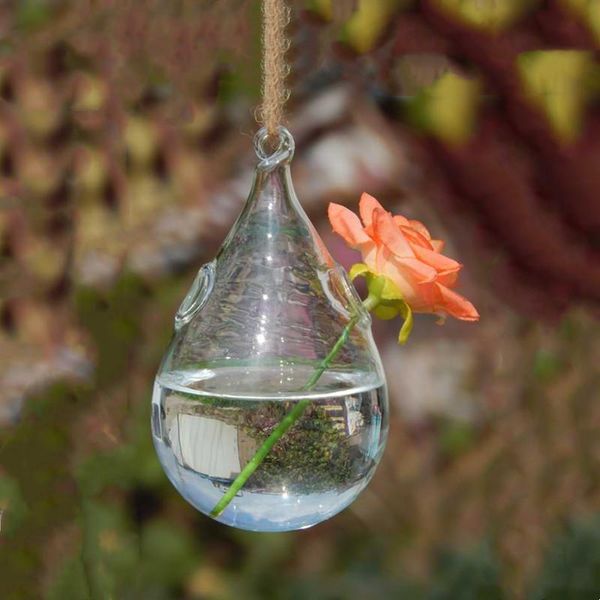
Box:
(152, 127), (388, 532)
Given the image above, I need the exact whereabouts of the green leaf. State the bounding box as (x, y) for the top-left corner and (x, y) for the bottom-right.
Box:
(368, 274), (386, 300)
(373, 305), (400, 320)
(379, 275), (403, 301)
(398, 301), (413, 345)
(349, 262), (370, 281)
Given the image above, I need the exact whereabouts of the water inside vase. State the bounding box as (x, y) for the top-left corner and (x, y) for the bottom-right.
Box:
(152, 365), (388, 532)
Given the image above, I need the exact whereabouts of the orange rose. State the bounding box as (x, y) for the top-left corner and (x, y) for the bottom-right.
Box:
(328, 193), (479, 322)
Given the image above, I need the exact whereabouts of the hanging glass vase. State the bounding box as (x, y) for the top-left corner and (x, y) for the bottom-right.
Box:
(152, 127), (388, 532)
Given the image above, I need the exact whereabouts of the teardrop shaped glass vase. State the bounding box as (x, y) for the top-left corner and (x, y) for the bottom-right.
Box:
(152, 127), (388, 532)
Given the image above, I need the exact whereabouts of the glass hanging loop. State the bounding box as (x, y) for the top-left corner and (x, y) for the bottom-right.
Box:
(254, 126), (295, 170)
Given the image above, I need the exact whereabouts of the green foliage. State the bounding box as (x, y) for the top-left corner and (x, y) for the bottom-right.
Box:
(273, 575), (423, 600)
(48, 500), (200, 600)
(75, 274), (146, 386)
(46, 557), (89, 600)
(563, 0), (600, 44)
(139, 518), (199, 588)
(339, 0), (408, 53)
(530, 516), (600, 600)
(405, 72), (482, 144)
(15, 0), (53, 31)
(518, 50), (597, 143)
(428, 545), (504, 600)
(438, 420), (475, 459)
(229, 529), (423, 600)
(47, 500), (139, 600)
(432, 0), (538, 32)
(80, 500), (140, 595)
(533, 349), (563, 383)
(77, 398), (164, 497)
(0, 473), (27, 537)
(0, 383), (85, 599)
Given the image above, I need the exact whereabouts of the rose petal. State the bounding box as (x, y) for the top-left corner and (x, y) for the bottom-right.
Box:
(373, 210), (439, 283)
(361, 241), (378, 271)
(400, 225), (435, 250)
(359, 193), (385, 229)
(409, 219), (432, 240)
(374, 242), (392, 274)
(412, 244), (462, 274)
(395, 257), (438, 283)
(381, 255), (423, 301)
(431, 239), (445, 253)
(411, 280), (438, 313)
(372, 208), (414, 258)
(434, 283), (480, 321)
(437, 270), (459, 287)
(393, 215), (410, 227)
(328, 203), (372, 249)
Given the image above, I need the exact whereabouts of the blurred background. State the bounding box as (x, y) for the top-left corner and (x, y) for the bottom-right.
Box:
(1, 0), (599, 598)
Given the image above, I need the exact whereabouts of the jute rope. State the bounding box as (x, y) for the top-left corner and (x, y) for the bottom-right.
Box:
(261, 0), (290, 138)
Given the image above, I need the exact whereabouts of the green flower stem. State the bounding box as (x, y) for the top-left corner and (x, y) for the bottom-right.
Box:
(210, 294), (379, 518)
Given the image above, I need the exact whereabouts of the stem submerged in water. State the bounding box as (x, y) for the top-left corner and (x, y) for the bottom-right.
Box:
(210, 295), (377, 518)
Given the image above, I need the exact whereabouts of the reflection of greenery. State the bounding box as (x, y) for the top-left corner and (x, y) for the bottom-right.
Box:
(185, 399), (358, 493)
(244, 403), (356, 493)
